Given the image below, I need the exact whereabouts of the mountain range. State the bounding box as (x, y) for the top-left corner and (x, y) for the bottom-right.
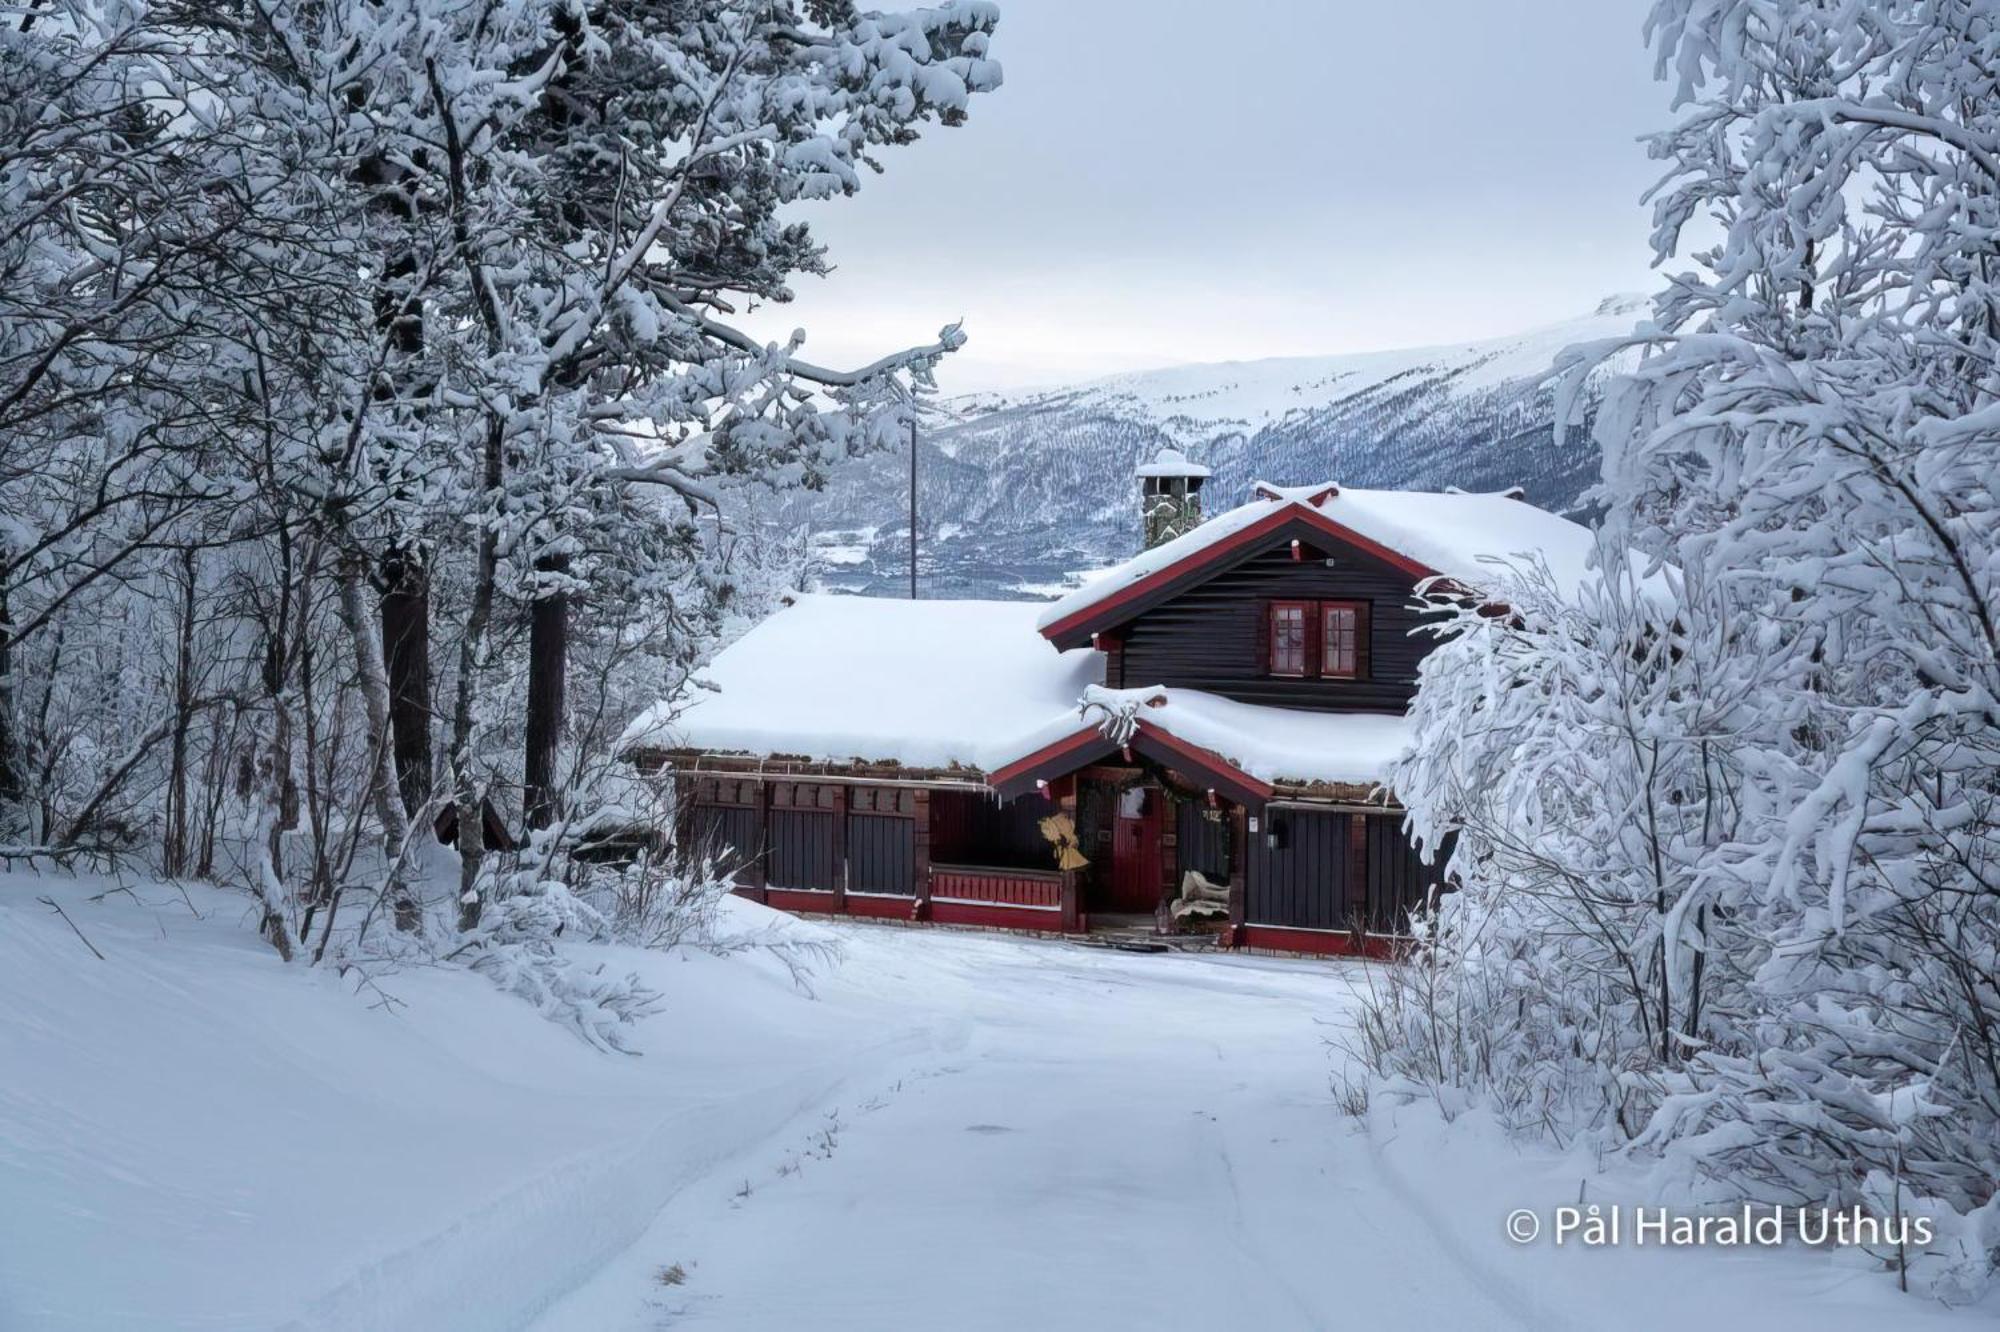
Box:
(775, 295), (1648, 599)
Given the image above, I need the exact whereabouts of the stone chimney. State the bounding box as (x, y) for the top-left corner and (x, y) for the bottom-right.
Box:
(1136, 448), (1211, 549)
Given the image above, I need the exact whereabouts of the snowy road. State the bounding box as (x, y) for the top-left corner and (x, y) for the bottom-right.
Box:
(1, 883), (1970, 1331)
(531, 924), (1949, 1332)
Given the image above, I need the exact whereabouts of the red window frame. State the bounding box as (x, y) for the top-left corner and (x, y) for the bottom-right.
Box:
(1268, 600), (1310, 677)
(1320, 601), (1363, 679)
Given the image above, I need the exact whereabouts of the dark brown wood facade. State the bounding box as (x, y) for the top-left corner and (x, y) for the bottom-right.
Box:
(666, 759), (1447, 955)
(1103, 528), (1434, 713)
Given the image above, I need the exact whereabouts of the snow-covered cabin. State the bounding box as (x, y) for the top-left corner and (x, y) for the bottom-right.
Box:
(626, 457), (1596, 954)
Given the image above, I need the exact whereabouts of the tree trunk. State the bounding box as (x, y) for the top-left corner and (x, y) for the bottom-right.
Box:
(378, 544), (432, 817)
(523, 553), (568, 831)
(0, 581), (18, 821)
(163, 547), (198, 876)
(450, 413), (505, 929)
(338, 565), (417, 929)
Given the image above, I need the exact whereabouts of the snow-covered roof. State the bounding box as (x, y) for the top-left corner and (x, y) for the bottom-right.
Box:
(1080, 686), (1413, 788)
(625, 593), (1415, 790)
(624, 595), (1102, 773)
(1134, 447), (1211, 479)
(1036, 482), (1598, 634)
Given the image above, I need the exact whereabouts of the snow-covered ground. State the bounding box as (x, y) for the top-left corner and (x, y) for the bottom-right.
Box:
(1, 871), (1983, 1330)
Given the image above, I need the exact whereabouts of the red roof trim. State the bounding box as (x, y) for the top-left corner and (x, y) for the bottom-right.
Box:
(1132, 722), (1275, 803)
(985, 716), (1274, 807)
(986, 727), (1113, 794)
(1039, 502), (1442, 644)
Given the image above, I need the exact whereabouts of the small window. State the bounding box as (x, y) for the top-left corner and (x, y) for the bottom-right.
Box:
(1269, 601), (1309, 677)
(1321, 602), (1362, 678)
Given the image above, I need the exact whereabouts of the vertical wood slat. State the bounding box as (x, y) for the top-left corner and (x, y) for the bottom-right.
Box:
(845, 813), (915, 895)
(830, 783), (848, 909)
(1245, 808), (1350, 930)
(913, 788), (933, 916)
(768, 809), (836, 890)
(688, 802), (765, 885)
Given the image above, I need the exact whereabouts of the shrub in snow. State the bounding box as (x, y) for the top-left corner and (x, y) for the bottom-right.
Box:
(458, 878), (663, 1056)
(1359, 0), (2000, 1299)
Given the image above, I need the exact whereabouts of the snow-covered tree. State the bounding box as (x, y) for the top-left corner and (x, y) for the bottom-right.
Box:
(1369, 0), (2000, 1298)
(2, 1), (1004, 1039)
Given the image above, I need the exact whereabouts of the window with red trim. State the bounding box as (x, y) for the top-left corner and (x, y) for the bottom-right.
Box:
(1269, 601), (1309, 677)
(1321, 601), (1362, 678)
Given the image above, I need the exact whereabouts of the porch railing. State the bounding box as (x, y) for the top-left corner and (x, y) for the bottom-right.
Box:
(930, 863), (1063, 909)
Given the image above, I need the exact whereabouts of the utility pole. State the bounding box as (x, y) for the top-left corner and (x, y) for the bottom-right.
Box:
(909, 416), (918, 599)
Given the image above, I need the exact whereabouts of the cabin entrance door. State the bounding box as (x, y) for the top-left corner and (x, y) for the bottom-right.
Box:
(1106, 784), (1165, 913)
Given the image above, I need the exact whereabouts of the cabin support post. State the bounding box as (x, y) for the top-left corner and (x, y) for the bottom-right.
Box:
(830, 783), (849, 913)
(1227, 801), (1249, 946)
(1059, 784), (1083, 934)
(912, 787), (933, 921)
(1347, 813), (1369, 932)
(671, 774), (695, 868)
(750, 778), (770, 892)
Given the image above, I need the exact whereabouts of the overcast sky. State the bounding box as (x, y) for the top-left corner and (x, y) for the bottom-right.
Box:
(749, 1), (1672, 393)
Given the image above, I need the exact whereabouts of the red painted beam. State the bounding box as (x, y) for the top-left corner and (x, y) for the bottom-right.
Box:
(1236, 924), (1401, 959)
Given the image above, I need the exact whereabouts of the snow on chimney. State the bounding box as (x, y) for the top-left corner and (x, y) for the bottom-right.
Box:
(1136, 448), (1210, 550)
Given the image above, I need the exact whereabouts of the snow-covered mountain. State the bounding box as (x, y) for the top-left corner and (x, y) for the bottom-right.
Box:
(783, 296), (1648, 598)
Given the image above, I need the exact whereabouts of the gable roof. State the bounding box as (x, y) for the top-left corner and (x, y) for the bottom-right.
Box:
(623, 593), (1415, 795)
(1035, 482), (1599, 645)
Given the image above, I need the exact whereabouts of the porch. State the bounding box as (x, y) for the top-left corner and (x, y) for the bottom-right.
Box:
(675, 755), (1444, 956)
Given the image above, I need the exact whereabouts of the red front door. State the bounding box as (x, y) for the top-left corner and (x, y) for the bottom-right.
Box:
(1109, 786), (1164, 912)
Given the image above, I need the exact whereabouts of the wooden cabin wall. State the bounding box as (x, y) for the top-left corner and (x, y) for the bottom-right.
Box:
(847, 813), (916, 895)
(1246, 808), (1450, 935)
(1115, 539), (1432, 712)
(1362, 815), (1451, 934)
(1245, 808), (1353, 930)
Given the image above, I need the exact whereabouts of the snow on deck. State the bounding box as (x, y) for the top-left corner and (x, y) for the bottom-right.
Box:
(1036, 483), (1600, 632)
(627, 594), (1416, 789)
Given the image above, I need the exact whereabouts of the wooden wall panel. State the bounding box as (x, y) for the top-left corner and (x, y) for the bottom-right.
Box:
(689, 804), (764, 880)
(1364, 814), (1450, 934)
(1115, 538), (1433, 712)
(1245, 808), (1350, 929)
(846, 813), (916, 895)
(768, 809), (837, 891)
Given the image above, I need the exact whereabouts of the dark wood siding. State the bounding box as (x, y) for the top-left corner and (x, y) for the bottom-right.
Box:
(689, 804), (764, 878)
(1176, 800), (1232, 881)
(1364, 815), (1451, 933)
(931, 789), (1058, 870)
(1247, 808), (1450, 933)
(1246, 808), (1350, 929)
(847, 813), (915, 895)
(1115, 535), (1432, 711)
(768, 810), (836, 890)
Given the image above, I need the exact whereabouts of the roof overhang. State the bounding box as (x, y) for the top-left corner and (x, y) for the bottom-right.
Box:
(1039, 501), (1444, 650)
(988, 718), (1276, 807)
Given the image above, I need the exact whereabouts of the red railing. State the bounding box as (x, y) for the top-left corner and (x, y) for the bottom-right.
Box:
(930, 864), (1062, 909)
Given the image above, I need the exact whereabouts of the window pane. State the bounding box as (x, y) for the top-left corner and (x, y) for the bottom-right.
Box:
(1271, 604), (1306, 675)
(1323, 605), (1357, 677)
